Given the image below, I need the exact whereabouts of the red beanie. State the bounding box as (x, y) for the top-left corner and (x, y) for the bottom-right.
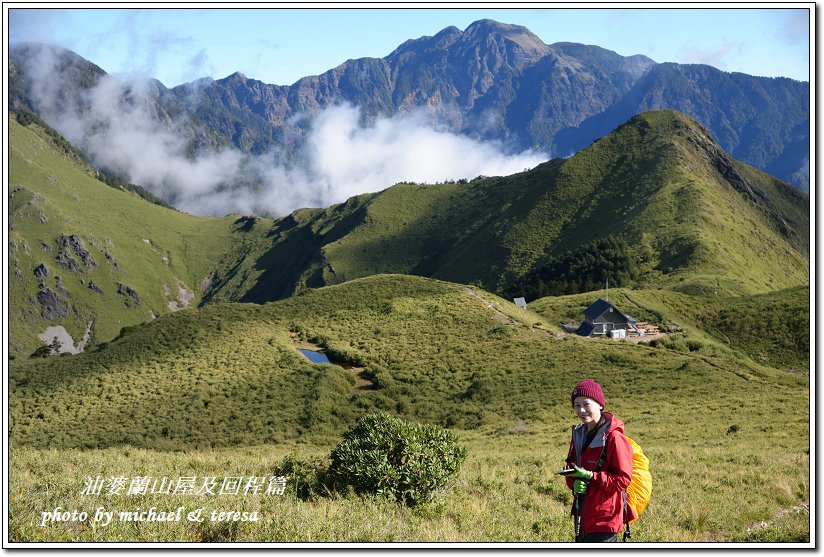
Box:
(571, 379), (606, 408)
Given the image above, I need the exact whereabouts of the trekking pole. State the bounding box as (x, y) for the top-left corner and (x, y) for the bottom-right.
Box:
(573, 492), (584, 542)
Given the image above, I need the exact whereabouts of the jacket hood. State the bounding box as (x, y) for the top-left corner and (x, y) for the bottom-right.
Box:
(603, 412), (625, 435)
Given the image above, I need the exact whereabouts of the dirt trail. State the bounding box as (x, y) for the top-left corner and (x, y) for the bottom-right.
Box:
(350, 369), (377, 393)
(464, 287), (555, 336)
(464, 287), (518, 325)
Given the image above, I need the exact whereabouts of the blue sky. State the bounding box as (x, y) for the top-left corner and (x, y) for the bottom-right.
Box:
(8, 5), (812, 88)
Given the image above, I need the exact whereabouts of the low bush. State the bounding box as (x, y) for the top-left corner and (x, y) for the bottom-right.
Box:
(327, 413), (466, 507)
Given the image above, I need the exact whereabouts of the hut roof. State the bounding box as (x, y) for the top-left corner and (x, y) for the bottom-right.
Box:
(575, 321), (595, 336)
(582, 298), (636, 323)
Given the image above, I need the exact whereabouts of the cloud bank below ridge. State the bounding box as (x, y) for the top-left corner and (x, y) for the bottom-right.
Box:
(20, 46), (546, 217)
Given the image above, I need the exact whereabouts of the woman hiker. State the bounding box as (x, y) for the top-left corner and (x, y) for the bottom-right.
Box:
(563, 379), (636, 542)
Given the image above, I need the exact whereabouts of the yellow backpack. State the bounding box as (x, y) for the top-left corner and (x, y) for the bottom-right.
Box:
(625, 436), (652, 522)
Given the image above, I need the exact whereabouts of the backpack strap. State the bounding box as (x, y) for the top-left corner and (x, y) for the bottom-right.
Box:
(593, 431), (610, 472)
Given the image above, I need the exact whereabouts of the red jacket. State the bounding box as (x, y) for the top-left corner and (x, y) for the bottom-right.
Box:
(565, 412), (636, 534)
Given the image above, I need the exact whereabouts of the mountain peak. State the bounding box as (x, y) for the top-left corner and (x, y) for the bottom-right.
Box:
(464, 19), (530, 35)
(462, 19), (550, 60)
(434, 25), (461, 38)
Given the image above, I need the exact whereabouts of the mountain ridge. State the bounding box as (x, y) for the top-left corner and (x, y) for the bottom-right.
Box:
(9, 19), (810, 193)
(7, 102), (809, 359)
(180, 109), (810, 305)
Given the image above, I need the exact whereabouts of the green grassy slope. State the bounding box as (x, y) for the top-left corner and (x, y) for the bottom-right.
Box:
(512, 110), (809, 298)
(200, 167), (565, 303)
(207, 110), (808, 305)
(8, 273), (810, 542)
(9, 274), (806, 451)
(9, 418), (810, 542)
(530, 285), (810, 375)
(9, 110), (808, 360)
(693, 286), (810, 373)
(8, 115), (273, 358)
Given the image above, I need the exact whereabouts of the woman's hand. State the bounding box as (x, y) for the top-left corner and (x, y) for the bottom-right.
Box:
(568, 464), (594, 480)
(572, 479), (589, 494)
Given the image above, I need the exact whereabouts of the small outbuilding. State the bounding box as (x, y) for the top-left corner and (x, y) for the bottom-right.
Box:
(513, 297), (527, 309)
(576, 298), (637, 337)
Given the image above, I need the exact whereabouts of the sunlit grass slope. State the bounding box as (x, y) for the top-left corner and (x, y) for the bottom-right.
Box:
(205, 110), (808, 305)
(8, 274), (810, 542)
(9, 419), (809, 543)
(530, 285), (810, 374)
(8, 115), (273, 358)
(10, 274), (807, 451)
(514, 110), (809, 298)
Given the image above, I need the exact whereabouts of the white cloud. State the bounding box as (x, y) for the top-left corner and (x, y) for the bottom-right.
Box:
(790, 158), (809, 191)
(680, 40), (744, 70)
(19, 45), (546, 218)
(176, 103), (546, 217)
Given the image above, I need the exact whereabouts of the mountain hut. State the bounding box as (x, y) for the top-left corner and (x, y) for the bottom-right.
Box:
(576, 298), (638, 337)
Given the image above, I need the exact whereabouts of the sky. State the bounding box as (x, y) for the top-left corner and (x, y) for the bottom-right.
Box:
(7, 4), (813, 88)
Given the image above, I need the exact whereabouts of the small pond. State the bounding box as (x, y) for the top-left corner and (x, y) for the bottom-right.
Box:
(298, 349), (332, 364)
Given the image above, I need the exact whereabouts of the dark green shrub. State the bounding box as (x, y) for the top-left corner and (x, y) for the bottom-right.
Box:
(289, 323), (308, 341)
(686, 339), (704, 352)
(327, 413), (466, 506)
(368, 366), (394, 389)
(30, 337), (61, 358)
(30, 345), (53, 358)
(652, 334), (689, 353)
(16, 110), (34, 127)
(488, 325), (512, 339)
(461, 375), (492, 403)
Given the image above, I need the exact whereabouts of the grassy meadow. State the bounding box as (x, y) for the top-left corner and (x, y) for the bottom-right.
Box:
(9, 417), (809, 543)
(8, 274), (811, 543)
(7, 109), (810, 545)
(530, 285), (810, 374)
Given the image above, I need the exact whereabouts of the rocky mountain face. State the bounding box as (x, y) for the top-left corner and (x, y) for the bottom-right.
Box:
(9, 19), (810, 190)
